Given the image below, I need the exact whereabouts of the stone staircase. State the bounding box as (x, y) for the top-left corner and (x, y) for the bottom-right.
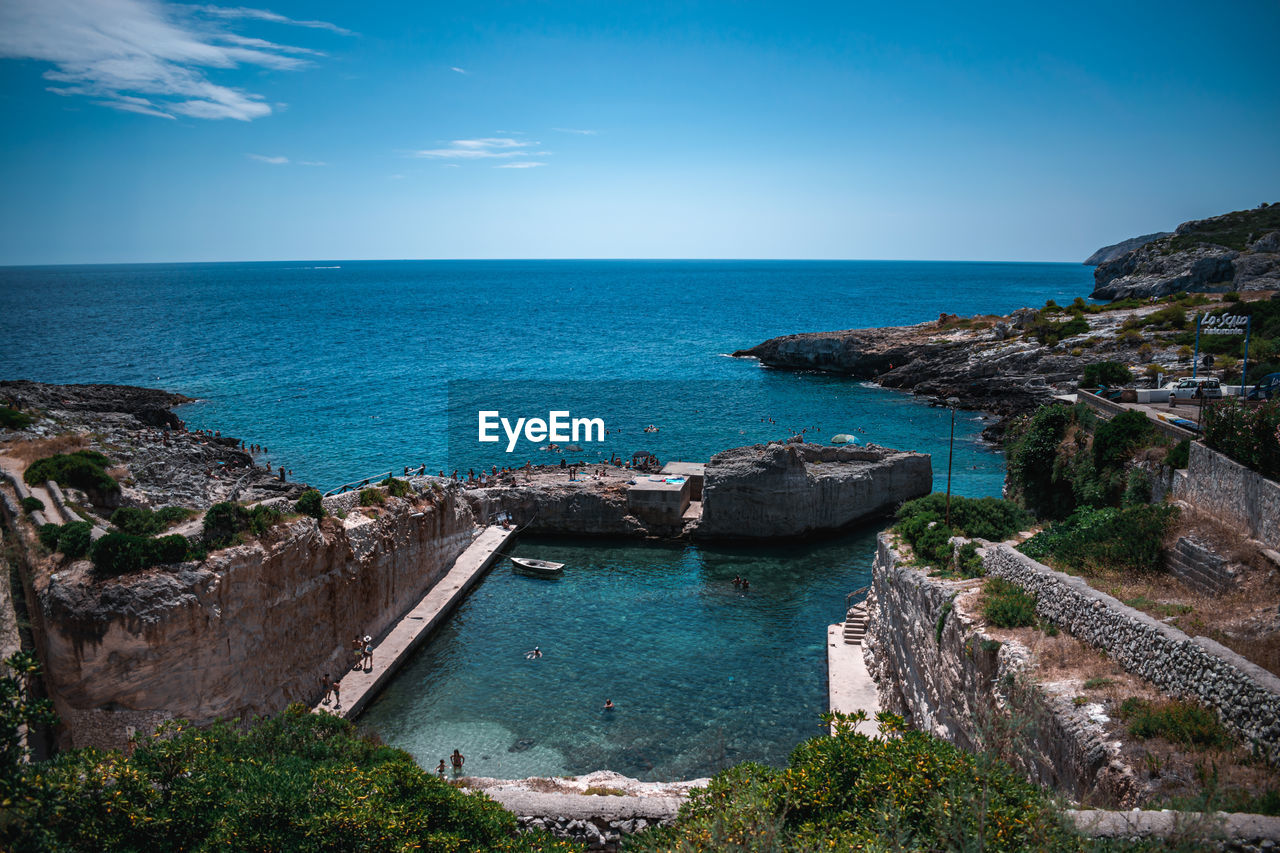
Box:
(842, 601), (869, 645)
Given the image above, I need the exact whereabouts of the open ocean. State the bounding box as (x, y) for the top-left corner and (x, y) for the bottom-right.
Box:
(0, 260), (1092, 493)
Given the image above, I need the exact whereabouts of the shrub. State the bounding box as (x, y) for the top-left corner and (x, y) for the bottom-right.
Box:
(19, 497), (43, 514)
(1082, 361), (1132, 388)
(955, 541), (985, 578)
(1118, 698), (1233, 749)
(1121, 468), (1151, 506)
(110, 506), (158, 536)
(0, 406), (34, 430)
(153, 506), (195, 528)
(23, 450), (118, 497)
(1166, 439), (1190, 469)
(246, 504), (281, 536)
(982, 577), (1037, 628)
(36, 523), (61, 551)
(1093, 410), (1155, 469)
(1019, 504), (1180, 574)
(1005, 404), (1076, 518)
(897, 493), (1031, 542)
(382, 477), (410, 498)
(295, 488), (325, 519)
(150, 534), (190, 565)
(56, 522), (93, 560)
(359, 487), (386, 507)
(90, 532), (153, 576)
(202, 502), (283, 549)
(9, 706), (564, 853)
(1203, 399), (1280, 480)
(629, 713), (1078, 852)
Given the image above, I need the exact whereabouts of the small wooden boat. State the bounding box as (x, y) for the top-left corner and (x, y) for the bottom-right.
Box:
(510, 556), (565, 575)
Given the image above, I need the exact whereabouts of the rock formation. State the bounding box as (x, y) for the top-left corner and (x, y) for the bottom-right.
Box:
(24, 486), (476, 749)
(694, 442), (931, 540)
(1083, 232), (1172, 266)
(1092, 206), (1280, 300)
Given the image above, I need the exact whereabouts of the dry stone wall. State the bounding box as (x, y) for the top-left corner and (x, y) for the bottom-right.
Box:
(864, 535), (1137, 805)
(984, 544), (1280, 765)
(1175, 441), (1280, 550)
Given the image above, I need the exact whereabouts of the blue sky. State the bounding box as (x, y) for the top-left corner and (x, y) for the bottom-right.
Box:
(0, 0), (1277, 264)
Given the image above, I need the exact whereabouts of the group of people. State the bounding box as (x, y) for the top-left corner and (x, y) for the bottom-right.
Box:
(435, 749), (466, 777)
(733, 575), (751, 591)
(351, 634), (374, 671)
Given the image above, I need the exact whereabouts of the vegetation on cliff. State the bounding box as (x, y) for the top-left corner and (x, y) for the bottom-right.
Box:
(1203, 398), (1280, 480)
(1, 701), (575, 853)
(23, 449), (118, 498)
(893, 493), (1029, 574)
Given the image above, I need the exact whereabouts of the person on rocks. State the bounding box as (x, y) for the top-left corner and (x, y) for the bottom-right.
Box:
(450, 749), (465, 773)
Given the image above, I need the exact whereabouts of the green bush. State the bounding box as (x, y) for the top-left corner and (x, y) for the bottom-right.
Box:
(110, 506), (157, 536)
(153, 506), (195, 528)
(6, 706), (571, 853)
(294, 488), (325, 519)
(1019, 504), (1180, 574)
(955, 541), (985, 578)
(1005, 403), (1077, 519)
(359, 487), (386, 507)
(150, 534), (190, 565)
(90, 532), (153, 576)
(202, 502), (283, 549)
(982, 577), (1037, 628)
(1121, 468), (1151, 506)
(0, 407), (34, 430)
(55, 522), (92, 560)
(36, 523), (61, 551)
(895, 494), (1028, 572)
(1203, 399), (1280, 480)
(1093, 410), (1155, 470)
(381, 477), (410, 498)
(1167, 438), (1190, 469)
(19, 497), (43, 514)
(629, 713), (1078, 852)
(23, 450), (118, 498)
(1118, 698), (1233, 749)
(1082, 361), (1133, 387)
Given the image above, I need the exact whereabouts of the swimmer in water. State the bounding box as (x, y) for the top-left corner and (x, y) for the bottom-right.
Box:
(525, 646), (542, 659)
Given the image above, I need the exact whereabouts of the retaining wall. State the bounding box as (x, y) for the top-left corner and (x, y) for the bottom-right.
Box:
(1175, 442), (1280, 550)
(984, 544), (1280, 764)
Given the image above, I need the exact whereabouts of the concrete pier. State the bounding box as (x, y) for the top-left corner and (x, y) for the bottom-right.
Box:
(826, 623), (880, 735)
(318, 524), (516, 719)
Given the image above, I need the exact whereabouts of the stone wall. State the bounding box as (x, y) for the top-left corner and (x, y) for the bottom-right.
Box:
(984, 544), (1280, 765)
(25, 485), (477, 749)
(1167, 536), (1238, 595)
(1175, 441), (1280, 550)
(864, 535), (1137, 806)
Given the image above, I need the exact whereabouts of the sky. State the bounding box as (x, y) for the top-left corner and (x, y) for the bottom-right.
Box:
(0, 0), (1277, 265)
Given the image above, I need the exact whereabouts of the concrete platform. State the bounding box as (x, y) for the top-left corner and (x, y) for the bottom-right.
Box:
(318, 525), (516, 719)
(826, 623), (880, 735)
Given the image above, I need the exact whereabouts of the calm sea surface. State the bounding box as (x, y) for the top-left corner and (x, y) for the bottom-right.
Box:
(0, 259), (1092, 777)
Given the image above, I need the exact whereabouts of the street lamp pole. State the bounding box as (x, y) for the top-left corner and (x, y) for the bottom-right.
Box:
(945, 397), (960, 527)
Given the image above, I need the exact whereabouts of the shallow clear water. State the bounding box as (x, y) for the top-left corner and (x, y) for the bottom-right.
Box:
(358, 531), (882, 781)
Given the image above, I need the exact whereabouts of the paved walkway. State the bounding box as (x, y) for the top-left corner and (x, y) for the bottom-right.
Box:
(826, 624), (880, 735)
(317, 525), (516, 719)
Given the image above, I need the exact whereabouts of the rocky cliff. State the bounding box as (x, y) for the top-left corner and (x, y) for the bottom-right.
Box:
(1092, 205), (1280, 300)
(694, 442), (930, 540)
(25, 487), (477, 749)
(1082, 232), (1172, 266)
(466, 477), (647, 537)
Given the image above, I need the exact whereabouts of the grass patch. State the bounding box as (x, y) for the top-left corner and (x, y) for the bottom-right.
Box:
(358, 487), (386, 507)
(1019, 504), (1180, 575)
(1118, 697), (1233, 749)
(982, 577), (1037, 628)
(1083, 677), (1113, 690)
(582, 785), (626, 796)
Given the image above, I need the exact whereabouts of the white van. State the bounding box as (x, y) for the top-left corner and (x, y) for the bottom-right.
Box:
(1163, 377), (1223, 400)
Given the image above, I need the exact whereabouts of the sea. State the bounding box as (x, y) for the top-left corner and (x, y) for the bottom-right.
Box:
(0, 259), (1094, 778)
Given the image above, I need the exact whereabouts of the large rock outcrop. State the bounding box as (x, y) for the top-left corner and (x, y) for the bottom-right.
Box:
(1083, 232), (1172, 266)
(693, 442), (931, 540)
(1092, 206), (1280, 300)
(26, 487), (477, 749)
(466, 479), (647, 537)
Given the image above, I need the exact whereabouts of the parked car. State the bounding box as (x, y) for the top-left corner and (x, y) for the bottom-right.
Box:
(1247, 372), (1280, 401)
(1163, 377), (1223, 400)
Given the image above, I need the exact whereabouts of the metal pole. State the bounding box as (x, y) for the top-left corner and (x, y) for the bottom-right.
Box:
(1241, 316), (1252, 398)
(945, 404), (955, 527)
(1193, 314), (1202, 379)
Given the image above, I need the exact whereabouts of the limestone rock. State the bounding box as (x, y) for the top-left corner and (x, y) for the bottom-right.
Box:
(694, 442), (931, 540)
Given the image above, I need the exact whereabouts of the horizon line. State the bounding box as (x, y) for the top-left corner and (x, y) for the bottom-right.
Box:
(0, 256), (1089, 269)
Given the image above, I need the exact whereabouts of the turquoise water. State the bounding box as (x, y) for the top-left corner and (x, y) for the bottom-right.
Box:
(0, 259), (1093, 777)
(358, 531), (881, 781)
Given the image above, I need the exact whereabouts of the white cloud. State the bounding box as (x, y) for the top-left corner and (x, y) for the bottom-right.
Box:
(412, 137), (545, 160)
(0, 0), (346, 120)
(247, 153), (288, 163)
(192, 5), (353, 36)
(552, 127), (596, 135)
(450, 66), (467, 74)
(495, 162), (547, 169)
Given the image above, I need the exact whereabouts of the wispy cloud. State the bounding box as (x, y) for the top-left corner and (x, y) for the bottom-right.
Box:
(192, 5), (353, 36)
(495, 162), (547, 169)
(450, 66), (467, 74)
(297, 160), (327, 166)
(247, 153), (288, 164)
(0, 0), (347, 120)
(552, 127), (597, 135)
(411, 137), (545, 160)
